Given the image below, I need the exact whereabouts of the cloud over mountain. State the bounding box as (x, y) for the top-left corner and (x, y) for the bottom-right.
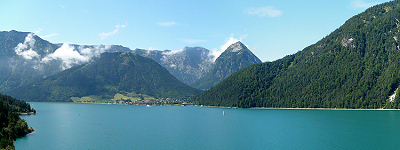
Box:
(14, 33), (40, 60)
(41, 43), (89, 69)
(208, 34), (248, 62)
(41, 44), (111, 70)
(13, 33), (112, 70)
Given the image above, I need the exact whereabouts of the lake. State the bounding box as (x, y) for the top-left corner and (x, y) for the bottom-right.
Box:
(15, 102), (400, 149)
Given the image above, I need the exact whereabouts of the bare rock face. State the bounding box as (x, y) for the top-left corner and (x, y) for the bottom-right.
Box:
(133, 47), (215, 84)
(190, 41), (262, 90)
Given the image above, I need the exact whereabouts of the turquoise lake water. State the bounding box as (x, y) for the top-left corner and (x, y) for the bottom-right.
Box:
(14, 102), (400, 149)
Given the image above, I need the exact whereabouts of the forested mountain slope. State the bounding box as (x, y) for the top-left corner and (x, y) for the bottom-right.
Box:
(0, 30), (59, 93)
(10, 53), (201, 102)
(192, 1), (400, 109)
(0, 94), (35, 149)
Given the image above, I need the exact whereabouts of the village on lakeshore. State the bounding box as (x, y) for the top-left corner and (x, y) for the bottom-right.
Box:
(76, 97), (194, 106)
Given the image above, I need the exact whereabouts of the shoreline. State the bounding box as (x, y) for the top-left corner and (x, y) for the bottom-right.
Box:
(27, 101), (400, 110)
(197, 105), (400, 110)
(250, 107), (400, 110)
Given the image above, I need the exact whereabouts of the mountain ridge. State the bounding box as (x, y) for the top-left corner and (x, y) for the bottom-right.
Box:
(0, 30), (263, 99)
(191, 0), (400, 109)
(132, 46), (215, 84)
(190, 41), (262, 90)
(10, 52), (202, 102)
(0, 30), (132, 93)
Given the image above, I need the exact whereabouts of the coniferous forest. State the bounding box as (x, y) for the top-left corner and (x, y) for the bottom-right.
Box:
(0, 94), (35, 149)
(192, 0), (400, 109)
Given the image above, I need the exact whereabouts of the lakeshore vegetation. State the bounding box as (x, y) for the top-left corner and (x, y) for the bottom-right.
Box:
(0, 94), (35, 149)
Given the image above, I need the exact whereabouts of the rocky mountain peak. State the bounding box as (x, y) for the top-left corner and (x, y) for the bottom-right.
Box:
(227, 41), (248, 52)
(132, 46), (214, 85)
(190, 41), (262, 90)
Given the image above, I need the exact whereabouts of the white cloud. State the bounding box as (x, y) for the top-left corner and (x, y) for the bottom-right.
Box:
(351, 0), (379, 9)
(99, 22), (127, 41)
(79, 45), (111, 58)
(41, 44), (111, 70)
(157, 22), (178, 27)
(41, 43), (89, 70)
(15, 33), (112, 70)
(245, 6), (282, 17)
(177, 39), (206, 45)
(221, 34), (248, 52)
(41, 33), (59, 39)
(160, 49), (185, 63)
(162, 49), (183, 56)
(14, 33), (40, 60)
(209, 48), (222, 62)
(34, 28), (58, 39)
(220, 36), (240, 53)
(19, 49), (40, 60)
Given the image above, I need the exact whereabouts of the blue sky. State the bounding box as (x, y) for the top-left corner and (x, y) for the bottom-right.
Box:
(0, 0), (391, 62)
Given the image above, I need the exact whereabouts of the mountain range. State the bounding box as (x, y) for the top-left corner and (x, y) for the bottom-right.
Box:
(0, 30), (261, 102)
(192, 0), (400, 109)
(11, 52), (201, 102)
(133, 42), (262, 89)
(0, 30), (131, 93)
(132, 46), (215, 85)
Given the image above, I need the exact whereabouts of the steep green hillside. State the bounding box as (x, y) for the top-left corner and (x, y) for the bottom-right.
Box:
(10, 53), (201, 102)
(0, 94), (35, 149)
(0, 30), (60, 93)
(190, 41), (261, 90)
(192, 1), (400, 109)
